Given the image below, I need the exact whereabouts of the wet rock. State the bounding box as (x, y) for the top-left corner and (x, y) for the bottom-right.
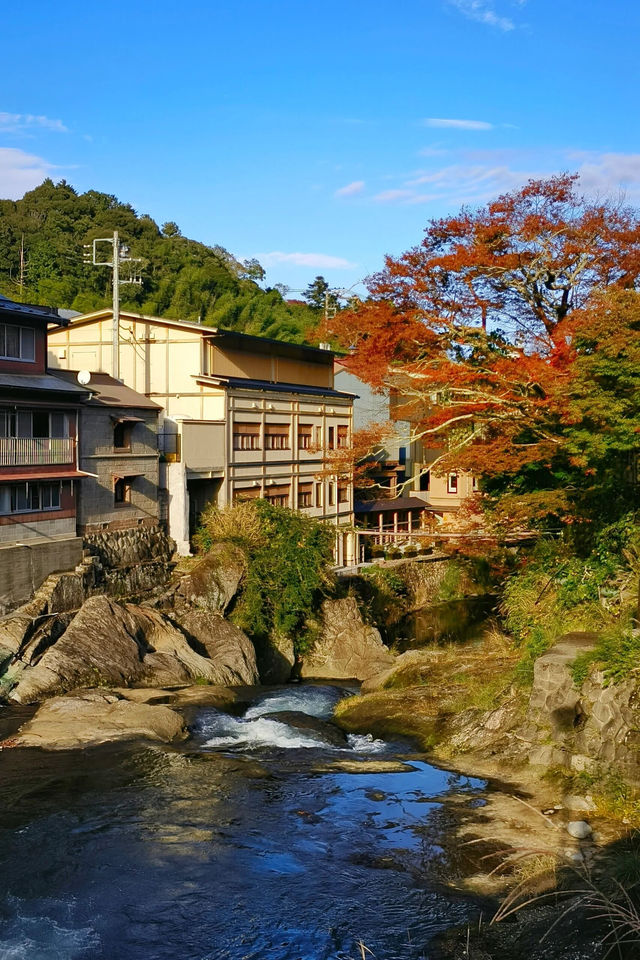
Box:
(567, 820), (592, 840)
(263, 710), (348, 747)
(300, 598), (394, 682)
(8, 690), (186, 750)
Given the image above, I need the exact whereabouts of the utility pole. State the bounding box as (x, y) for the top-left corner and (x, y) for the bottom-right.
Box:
(84, 231), (142, 380)
(19, 234), (25, 291)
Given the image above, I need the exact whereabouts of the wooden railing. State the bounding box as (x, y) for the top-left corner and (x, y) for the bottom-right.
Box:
(0, 437), (75, 466)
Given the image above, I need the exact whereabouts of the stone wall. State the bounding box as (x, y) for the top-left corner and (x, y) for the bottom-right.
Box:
(83, 524), (175, 599)
(0, 536), (84, 616)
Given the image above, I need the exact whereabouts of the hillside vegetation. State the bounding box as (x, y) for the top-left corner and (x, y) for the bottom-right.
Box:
(0, 179), (318, 342)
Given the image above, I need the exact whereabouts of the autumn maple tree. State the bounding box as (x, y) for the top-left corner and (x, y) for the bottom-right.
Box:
(324, 174), (640, 528)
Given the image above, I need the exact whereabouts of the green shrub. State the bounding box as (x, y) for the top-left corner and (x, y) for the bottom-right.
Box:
(195, 499), (334, 656)
(572, 624), (640, 686)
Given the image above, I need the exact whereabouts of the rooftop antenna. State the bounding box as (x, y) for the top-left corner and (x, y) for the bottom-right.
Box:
(83, 231), (143, 380)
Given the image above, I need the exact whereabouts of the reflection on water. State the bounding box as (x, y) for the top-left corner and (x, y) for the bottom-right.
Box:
(0, 684), (486, 960)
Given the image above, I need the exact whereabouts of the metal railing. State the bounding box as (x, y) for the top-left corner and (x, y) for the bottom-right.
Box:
(0, 437), (75, 466)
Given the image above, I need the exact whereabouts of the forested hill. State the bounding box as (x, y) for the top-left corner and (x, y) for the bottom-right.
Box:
(0, 180), (318, 343)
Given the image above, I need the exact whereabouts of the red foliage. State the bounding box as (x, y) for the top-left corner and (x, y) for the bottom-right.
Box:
(323, 175), (640, 485)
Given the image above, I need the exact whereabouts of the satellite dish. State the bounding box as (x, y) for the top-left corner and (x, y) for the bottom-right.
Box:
(77, 370), (91, 386)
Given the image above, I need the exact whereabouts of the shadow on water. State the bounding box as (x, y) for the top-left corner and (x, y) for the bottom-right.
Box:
(0, 683), (493, 960)
(391, 596), (497, 651)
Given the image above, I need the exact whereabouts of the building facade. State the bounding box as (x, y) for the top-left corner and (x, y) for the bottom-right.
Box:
(52, 371), (160, 534)
(0, 294), (90, 613)
(48, 310), (356, 561)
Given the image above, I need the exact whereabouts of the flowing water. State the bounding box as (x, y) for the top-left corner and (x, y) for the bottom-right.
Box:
(0, 684), (487, 960)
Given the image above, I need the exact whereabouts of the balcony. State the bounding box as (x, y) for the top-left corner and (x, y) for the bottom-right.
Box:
(0, 437), (75, 467)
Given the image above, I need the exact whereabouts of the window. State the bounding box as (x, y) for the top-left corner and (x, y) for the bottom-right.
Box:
(113, 422), (132, 451)
(472, 476), (479, 492)
(315, 425), (322, 447)
(233, 422), (261, 451)
(114, 477), (132, 504)
(234, 486), (261, 502)
(298, 424), (313, 450)
(419, 470), (430, 492)
(0, 482), (61, 515)
(315, 482), (323, 508)
(328, 426), (335, 450)
(447, 473), (458, 494)
(265, 483), (290, 507)
(0, 323), (35, 362)
(264, 424), (290, 450)
(0, 409), (68, 439)
(337, 484), (349, 504)
(298, 482), (313, 508)
(328, 482), (335, 506)
(337, 425), (349, 449)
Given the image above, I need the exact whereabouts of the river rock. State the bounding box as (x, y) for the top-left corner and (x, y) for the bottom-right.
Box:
(8, 690), (186, 750)
(254, 632), (296, 684)
(9, 595), (259, 704)
(176, 609), (258, 684)
(361, 650), (430, 693)
(567, 820), (593, 840)
(300, 598), (394, 682)
(263, 710), (348, 747)
(175, 544), (245, 615)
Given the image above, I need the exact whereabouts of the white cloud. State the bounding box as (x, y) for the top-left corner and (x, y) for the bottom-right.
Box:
(571, 152), (640, 199)
(334, 180), (365, 197)
(423, 117), (494, 131)
(367, 148), (640, 211)
(372, 188), (438, 205)
(0, 112), (68, 133)
(0, 147), (56, 199)
(256, 251), (357, 269)
(445, 0), (516, 31)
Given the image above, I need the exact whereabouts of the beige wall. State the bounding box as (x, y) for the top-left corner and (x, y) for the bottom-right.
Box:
(48, 313), (355, 548)
(209, 345), (332, 388)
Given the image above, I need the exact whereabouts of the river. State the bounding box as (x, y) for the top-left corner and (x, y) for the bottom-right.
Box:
(0, 684), (488, 960)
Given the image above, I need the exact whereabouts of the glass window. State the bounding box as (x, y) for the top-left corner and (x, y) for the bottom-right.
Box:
(0, 323), (35, 361)
(447, 474), (458, 494)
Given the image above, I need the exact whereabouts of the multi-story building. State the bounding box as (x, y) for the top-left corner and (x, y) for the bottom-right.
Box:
(51, 371), (160, 534)
(335, 362), (477, 538)
(48, 310), (356, 562)
(0, 294), (89, 613)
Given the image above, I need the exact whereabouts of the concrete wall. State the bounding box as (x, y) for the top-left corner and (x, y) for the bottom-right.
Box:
(0, 514), (76, 543)
(0, 535), (83, 615)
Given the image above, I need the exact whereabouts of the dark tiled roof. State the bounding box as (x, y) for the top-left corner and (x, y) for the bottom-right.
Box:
(355, 497), (433, 513)
(0, 372), (88, 397)
(0, 294), (65, 322)
(52, 371), (160, 410)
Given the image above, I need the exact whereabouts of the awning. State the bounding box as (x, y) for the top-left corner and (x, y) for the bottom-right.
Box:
(110, 416), (145, 425)
(112, 472), (143, 482)
(0, 470), (88, 482)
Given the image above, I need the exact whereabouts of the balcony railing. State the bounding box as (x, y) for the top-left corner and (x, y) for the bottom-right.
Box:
(0, 437), (75, 466)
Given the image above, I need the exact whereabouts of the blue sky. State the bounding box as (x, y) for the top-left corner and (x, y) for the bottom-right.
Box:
(2, 1), (639, 292)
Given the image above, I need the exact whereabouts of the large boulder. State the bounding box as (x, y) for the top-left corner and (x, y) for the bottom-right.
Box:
(300, 597), (394, 682)
(10, 596), (148, 703)
(254, 632), (296, 684)
(176, 544), (245, 615)
(176, 609), (258, 684)
(9, 595), (259, 704)
(8, 690), (186, 749)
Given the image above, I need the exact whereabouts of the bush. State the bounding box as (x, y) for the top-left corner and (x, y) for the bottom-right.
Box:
(195, 499), (334, 656)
